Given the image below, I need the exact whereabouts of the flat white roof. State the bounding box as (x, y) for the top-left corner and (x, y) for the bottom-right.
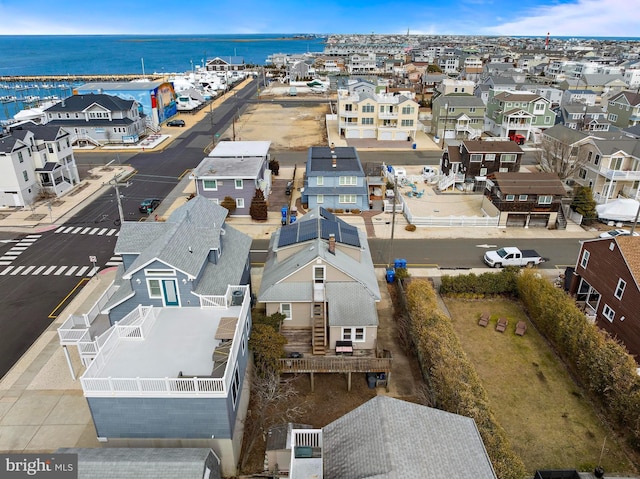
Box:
(95, 306), (242, 378)
(209, 140), (271, 158)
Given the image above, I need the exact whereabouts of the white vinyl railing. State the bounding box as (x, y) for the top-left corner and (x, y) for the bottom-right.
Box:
(81, 285), (251, 397)
(57, 283), (118, 344)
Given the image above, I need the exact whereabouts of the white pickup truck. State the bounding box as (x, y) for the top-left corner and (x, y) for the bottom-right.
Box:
(483, 247), (547, 268)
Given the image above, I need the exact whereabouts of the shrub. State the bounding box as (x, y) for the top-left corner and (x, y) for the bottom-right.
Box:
(405, 224), (417, 232)
(220, 196), (237, 213)
(405, 279), (526, 479)
(249, 189), (268, 221)
(394, 267), (410, 280)
(439, 267), (519, 296)
(351, 208), (361, 214)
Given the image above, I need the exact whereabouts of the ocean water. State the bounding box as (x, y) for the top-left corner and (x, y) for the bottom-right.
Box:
(0, 34), (325, 121)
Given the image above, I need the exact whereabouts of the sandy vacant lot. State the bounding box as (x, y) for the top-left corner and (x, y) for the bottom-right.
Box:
(224, 102), (330, 150)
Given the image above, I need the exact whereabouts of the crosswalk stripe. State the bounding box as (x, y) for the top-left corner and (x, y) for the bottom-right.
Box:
(0, 261), (12, 266)
(16, 243), (32, 247)
(25, 234), (41, 239)
(71, 227), (82, 234)
(43, 266), (57, 275)
(88, 228), (100, 235)
(0, 256), (15, 261)
(87, 267), (100, 277)
(11, 266), (25, 275)
(53, 266), (67, 275)
(107, 229), (117, 236)
(18, 239), (37, 244)
(55, 227), (66, 233)
(0, 266), (14, 275)
(98, 228), (108, 235)
(4, 251), (21, 256)
(75, 266), (89, 276)
(79, 227), (91, 234)
(62, 227), (74, 233)
(32, 266), (46, 275)
(65, 266), (79, 276)
(21, 266), (35, 275)
(10, 247), (28, 251)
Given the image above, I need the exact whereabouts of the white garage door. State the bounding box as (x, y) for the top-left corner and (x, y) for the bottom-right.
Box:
(395, 131), (408, 141)
(506, 214), (527, 227)
(362, 129), (376, 138)
(379, 131), (393, 141)
(345, 129), (360, 139)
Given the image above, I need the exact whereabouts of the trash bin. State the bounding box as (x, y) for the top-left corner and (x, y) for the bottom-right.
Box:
(385, 268), (395, 283)
(387, 165), (392, 173)
(366, 373), (377, 389)
(398, 258), (407, 269)
(412, 143), (417, 150)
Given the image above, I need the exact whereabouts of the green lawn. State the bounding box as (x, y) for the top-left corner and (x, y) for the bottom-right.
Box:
(445, 298), (637, 475)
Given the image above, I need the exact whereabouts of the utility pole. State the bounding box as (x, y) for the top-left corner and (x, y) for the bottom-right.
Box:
(387, 176), (398, 266)
(109, 173), (128, 225)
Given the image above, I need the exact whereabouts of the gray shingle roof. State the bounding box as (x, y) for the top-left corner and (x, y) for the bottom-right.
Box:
(326, 282), (378, 326)
(542, 124), (589, 144)
(191, 156), (264, 179)
(56, 448), (220, 479)
(307, 146), (365, 175)
(323, 396), (497, 479)
(12, 124), (69, 141)
(0, 135), (20, 154)
(44, 93), (136, 112)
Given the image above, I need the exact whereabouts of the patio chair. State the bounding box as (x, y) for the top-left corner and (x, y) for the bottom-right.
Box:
(515, 320), (527, 336)
(496, 317), (508, 333)
(415, 189), (425, 198)
(478, 312), (490, 327)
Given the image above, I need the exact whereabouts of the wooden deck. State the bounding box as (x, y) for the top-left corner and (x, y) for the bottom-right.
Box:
(279, 356), (391, 373)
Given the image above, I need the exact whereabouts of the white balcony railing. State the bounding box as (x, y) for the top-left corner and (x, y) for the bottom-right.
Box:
(378, 112), (398, 119)
(340, 111), (359, 118)
(600, 168), (640, 180)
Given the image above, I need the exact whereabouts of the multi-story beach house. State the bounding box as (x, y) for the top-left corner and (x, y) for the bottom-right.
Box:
(336, 89), (419, 141)
(42, 93), (147, 146)
(431, 95), (485, 142)
(485, 90), (556, 141)
(258, 207), (380, 356)
(0, 125), (80, 207)
(606, 91), (640, 129)
(190, 141), (272, 216)
(58, 196), (253, 476)
(302, 146), (369, 211)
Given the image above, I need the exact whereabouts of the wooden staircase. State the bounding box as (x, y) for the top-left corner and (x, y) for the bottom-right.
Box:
(312, 302), (326, 355)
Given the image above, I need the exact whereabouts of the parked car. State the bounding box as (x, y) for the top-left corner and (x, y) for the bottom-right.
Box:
(139, 198), (161, 214)
(285, 181), (293, 195)
(483, 247), (547, 268)
(166, 119), (185, 127)
(599, 228), (640, 238)
(508, 132), (525, 145)
(422, 166), (437, 181)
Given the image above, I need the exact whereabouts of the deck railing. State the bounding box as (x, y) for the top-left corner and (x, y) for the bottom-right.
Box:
(279, 356), (392, 373)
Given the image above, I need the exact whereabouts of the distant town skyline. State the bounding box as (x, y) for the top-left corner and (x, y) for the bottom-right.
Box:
(0, 0), (638, 38)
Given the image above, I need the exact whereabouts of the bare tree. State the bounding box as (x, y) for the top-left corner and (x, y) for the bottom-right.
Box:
(535, 136), (589, 180)
(240, 369), (309, 471)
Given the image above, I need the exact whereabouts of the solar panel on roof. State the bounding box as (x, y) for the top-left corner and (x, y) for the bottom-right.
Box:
(320, 207), (336, 222)
(321, 219), (339, 240)
(278, 225), (299, 247)
(298, 219), (319, 242)
(339, 224), (361, 247)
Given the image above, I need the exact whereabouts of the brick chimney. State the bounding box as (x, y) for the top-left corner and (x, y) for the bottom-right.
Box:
(328, 234), (336, 254)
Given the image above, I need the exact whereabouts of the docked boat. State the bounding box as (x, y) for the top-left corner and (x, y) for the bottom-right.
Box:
(0, 95), (17, 103)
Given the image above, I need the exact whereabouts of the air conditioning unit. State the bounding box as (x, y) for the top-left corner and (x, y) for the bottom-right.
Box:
(231, 290), (243, 306)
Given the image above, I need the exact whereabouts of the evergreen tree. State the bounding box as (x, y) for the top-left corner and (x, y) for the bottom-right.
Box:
(571, 186), (597, 225)
(250, 189), (268, 221)
(220, 196), (237, 214)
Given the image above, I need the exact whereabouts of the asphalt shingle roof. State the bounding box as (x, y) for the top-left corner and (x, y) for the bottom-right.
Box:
(307, 146), (365, 175)
(44, 93), (135, 112)
(323, 396), (497, 479)
(491, 172), (566, 195)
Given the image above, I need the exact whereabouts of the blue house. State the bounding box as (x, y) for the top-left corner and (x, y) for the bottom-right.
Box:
(75, 196), (252, 476)
(302, 146), (370, 211)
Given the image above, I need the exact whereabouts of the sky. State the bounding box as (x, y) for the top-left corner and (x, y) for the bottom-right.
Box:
(0, 0), (638, 38)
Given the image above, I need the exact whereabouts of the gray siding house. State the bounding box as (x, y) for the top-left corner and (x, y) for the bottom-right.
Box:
(190, 141), (272, 217)
(76, 196), (253, 476)
(258, 208), (380, 356)
(302, 146), (369, 211)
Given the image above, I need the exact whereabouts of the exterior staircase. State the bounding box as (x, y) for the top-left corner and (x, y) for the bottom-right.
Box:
(312, 302), (326, 355)
(438, 174), (456, 191)
(556, 204), (568, 230)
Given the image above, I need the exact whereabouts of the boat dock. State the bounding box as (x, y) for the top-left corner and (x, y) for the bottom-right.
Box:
(0, 74), (163, 83)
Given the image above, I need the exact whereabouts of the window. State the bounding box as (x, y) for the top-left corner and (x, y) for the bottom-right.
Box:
(280, 303), (292, 320)
(579, 168), (587, 179)
(234, 179), (243, 189)
(22, 171), (28, 182)
(580, 250), (590, 269)
(534, 102), (545, 112)
(602, 304), (615, 322)
(362, 104), (374, 113)
(344, 104), (353, 112)
(231, 365), (240, 409)
(317, 194), (324, 204)
(339, 194), (357, 204)
(313, 266), (325, 282)
(342, 327), (365, 342)
(339, 176), (357, 186)
(505, 194), (515, 201)
(538, 195), (553, 205)
(470, 154), (482, 162)
(203, 179), (217, 190)
(608, 113), (618, 122)
(316, 176), (324, 186)
(48, 145), (54, 154)
(615, 279), (626, 300)
(544, 116), (552, 124)
(18, 151), (24, 163)
(401, 119), (414, 127)
(485, 154), (496, 162)
(594, 155), (600, 166)
(501, 154), (517, 163)
(361, 117), (374, 125)
(519, 194), (528, 201)
(401, 106), (415, 115)
(470, 107), (476, 113)
(147, 279), (162, 298)
(236, 198), (245, 208)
